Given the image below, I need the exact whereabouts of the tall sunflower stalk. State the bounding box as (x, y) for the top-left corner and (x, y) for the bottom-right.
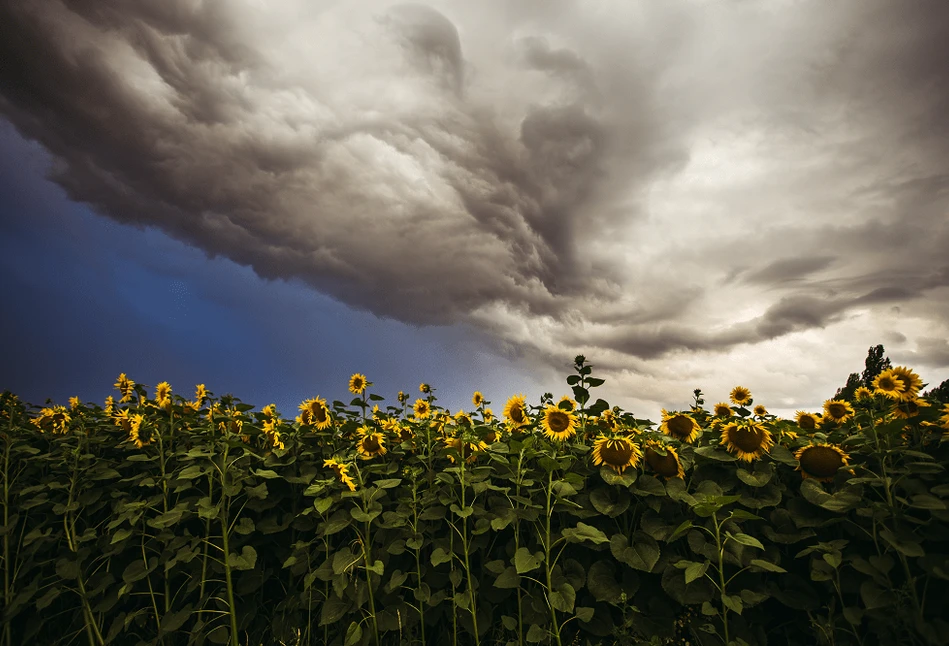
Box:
(351, 464), (382, 646)
(445, 433), (481, 646)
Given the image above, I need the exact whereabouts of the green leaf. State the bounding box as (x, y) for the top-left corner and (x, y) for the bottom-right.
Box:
(575, 606), (595, 622)
(561, 522), (610, 545)
(860, 580), (895, 609)
(550, 583), (576, 613)
(721, 594), (743, 615)
(450, 504), (474, 518)
(910, 494), (946, 510)
(494, 566), (520, 589)
(252, 469), (281, 479)
(366, 560), (384, 576)
(158, 605), (194, 636)
(694, 446), (737, 462)
(729, 510), (763, 521)
(552, 480), (578, 497)
(374, 478), (402, 489)
(668, 520), (693, 542)
(244, 482), (269, 500)
(879, 528), (925, 557)
(431, 547), (453, 567)
(111, 528), (134, 544)
(344, 621), (363, 646)
(727, 532), (764, 550)
(526, 624), (547, 643)
(750, 559), (787, 573)
(502, 615), (517, 631)
(514, 547), (543, 574)
(320, 594), (351, 626)
(685, 561), (709, 584)
(587, 561), (622, 603)
(611, 532), (660, 572)
(227, 545), (257, 571)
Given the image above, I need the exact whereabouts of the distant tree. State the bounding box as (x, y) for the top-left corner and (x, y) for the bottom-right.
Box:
(833, 344), (892, 401)
(923, 378), (949, 405)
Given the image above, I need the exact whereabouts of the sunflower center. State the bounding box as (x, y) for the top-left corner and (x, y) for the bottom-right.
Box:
(362, 436), (381, 453)
(312, 406), (327, 423)
(510, 406), (525, 423)
(667, 416), (693, 438)
(645, 447), (678, 478)
(730, 426), (765, 452)
(878, 376), (898, 391)
(827, 403), (848, 419)
(600, 439), (635, 466)
(798, 415), (817, 431)
(548, 411), (569, 433)
(799, 446), (844, 478)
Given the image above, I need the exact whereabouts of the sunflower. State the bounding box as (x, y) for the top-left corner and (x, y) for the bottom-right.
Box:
(355, 426), (387, 459)
(504, 394), (531, 429)
(795, 411), (820, 433)
(891, 366), (923, 401)
(794, 443), (849, 482)
(482, 408), (494, 423)
(397, 390), (409, 404)
(597, 408), (618, 430)
(299, 396), (333, 430)
(872, 369), (906, 401)
(128, 413), (149, 448)
(853, 387), (873, 401)
(396, 425), (415, 444)
(114, 373), (135, 403)
(68, 396), (81, 410)
(472, 391), (484, 407)
(324, 458), (357, 491)
(154, 381), (172, 409)
(713, 402), (733, 417)
(660, 410), (702, 443)
(643, 441), (685, 480)
(349, 373), (368, 395)
(822, 399), (855, 425)
(194, 384), (208, 405)
(30, 406), (71, 434)
(104, 396), (115, 416)
(261, 404), (278, 419)
(542, 405), (578, 442)
(720, 421), (774, 462)
(413, 398), (431, 419)
(592, 435), (642, 474)
(557, 396), (577, 412)
(729, 386), (753, 407)
(420, 383), (431, 394)
(263, 419), (285, 450)
(892, 397), (930, 420)
(453, 410), (474, 428)
(442, 436), (488, 464)
(753, 404), (768, 417)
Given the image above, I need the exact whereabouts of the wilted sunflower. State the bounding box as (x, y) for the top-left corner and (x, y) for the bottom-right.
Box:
(713, 402), (733, 417)
(557, 396), (577, 412)
(795, 443), (850, 482)
(660, 410), (702, 443)
(729, 386), (753, 407)
(720, 421), (774, 462)
(349, 373), (368, 395)
(893, 398), (930, 420)
(442, 436), (489, 464)
(472, 391), (484, 407)
(795, 411), (820, 433)
(872, 369), (907, 401)
(822, 399), (855, 425)
(891, 366), (923, 401)
(504, 394), (531, 429)
(753, 404), (768, 417)
(324, 458), (357, 491)
(413, 398), (431, 419)
(30, 406), (71, 434)
(542, 405), (578, 441)
(114, 373), (135, 403)
(643, 441), (685, 480)
(592, 435), (642, 474)
(355, 426), (387, 459)
(299, 396), (333, 430)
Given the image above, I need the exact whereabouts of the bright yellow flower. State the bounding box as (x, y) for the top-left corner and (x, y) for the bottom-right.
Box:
(504, 394), (531, 429)
(713, 402), (733, 417)
(349, 373), (368, 395)
(822, 399), (854, 425)
(104, 395), (115, 416)
(592, 435), (642, 474)
(643, 440), (685, 480)
(155, 381), (172, 409)
(795, 411), (820, 433)
(355, 426), (386, 459)
(442, 436), (488, 464)
(472, 391), (484, 407)
(413, 398), (431, 419)
(892, 397), (930, 420)
(114, 373), (135, 403)
(795, 443), (849, 482)
(194, 384), (208, 404)
(720, 421), (773, 462)
(890, 366), (923, 401)
(873, 369), (906, 401)
(659, 410), (702, 443)
(542, 405), (578, 442)
(68, 396), (80, 410)
(324, 458), (357, 491)
(557, 396), (577, 412)
(298, 396), (333, 430)
(753, 404), (768, 417)
(420, 383), (431, 394)
(729, 386), (752, 407)
(854, 387), (873, 401)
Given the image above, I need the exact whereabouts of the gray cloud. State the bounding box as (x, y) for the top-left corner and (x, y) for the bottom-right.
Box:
(2, 0), (948, 412)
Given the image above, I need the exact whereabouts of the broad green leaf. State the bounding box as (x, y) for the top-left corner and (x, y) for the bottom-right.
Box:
(611, 532), (660, 572)
(575, 606), (595, 622)
(860, 580), (895, 609)
(494, 566), (520, 589)
(227, 545), (257, 571)
(526, 624), (547, 643)
(549, 583), (576, 613)
(694, 446), (737, 462)
(685, 561), (709, 584)
(374, 478), (402, 489)
(514, 547), (543, 574)
(750, 559), (787, 573)
(727, 532), (764, 550)
(561, 522), (610, 545)
(721, 593), (743, 615)
(344, 622), (363, 646)
(431, 547), (454, 567)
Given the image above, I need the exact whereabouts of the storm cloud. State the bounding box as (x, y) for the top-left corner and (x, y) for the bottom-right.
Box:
(2, 0), (948, 414)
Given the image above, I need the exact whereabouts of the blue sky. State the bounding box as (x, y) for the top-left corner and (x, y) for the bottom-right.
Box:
(1, 1), (948, 422)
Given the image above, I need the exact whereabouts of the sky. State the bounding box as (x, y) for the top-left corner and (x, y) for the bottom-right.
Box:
(1, 0), (948, 423)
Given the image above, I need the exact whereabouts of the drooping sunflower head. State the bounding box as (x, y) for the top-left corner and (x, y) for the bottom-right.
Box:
(557, 396), (577, 412)
(542, 405), (578, 442)
(442, 436), (488, 464)
(872, 369), (907, 401)
(104, 395), (115, 415)
(892, 397), (930, 420)
(713, 402), (733, 417)
(397, 425), (416, 444)
(598, 408), (617, 429)
(453, 409), (474, 428)
(419, 383), (431, 394)
(472, 391), (484, 407)
(729, 386), (753, 407)
(794, 443), (849, 482)
(504, 394), (531, 428)
(323, 458), (357, 491)
(720, 421), (774, 462)
(822, 399), (855, 425)
(592, 435), (642, 474)
(891, 366), (923, 401)
(194, 384), (208, 404)
(114, 373), (135, 403)
(349, 373), (368, 395)
(753, 404), (768, 417)
(853, 387), (873, 401)
(660, 410), (702, 443)
(155, 381), (172, 408)
(795, 411), (820, 433)
(643, 440), (685, 480)
(413, 398), (431, 419)
(68, 396), (81, 410)
(355, 426), (387, 460)
(303, 396), (333, 430)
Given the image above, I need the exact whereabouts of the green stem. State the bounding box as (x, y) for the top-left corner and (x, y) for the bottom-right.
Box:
(218, 447), (240, 646)
(712, 512), (730, 646)
(545, 463), (562, 646)
(458, 458), (480, 645)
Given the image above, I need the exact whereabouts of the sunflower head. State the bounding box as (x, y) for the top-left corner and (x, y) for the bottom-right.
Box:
(643, 440), (685, 480)
(419, 383), (431, 394)
(592, 435), (642, 474)
(453, 409), (474, 428)
(853, 387), (873, 401)
(893, 397), (930, 420)
(720, 421), (774, 462)
(794, 443), (849, 482)
(442, 436), (488, 464)
(713, 402), (733, 417)
(472, 391), (484, 407)
(822, 399), (855, 425)
(324, 458), (357, 491)
(729, 386), (752, 407)
(753, 404), (768, 417)
(872, 369), (907, 401)
(557, 396), (577, 412)
(355, 426), (387, 460)
(397, 390), (409, 404)
(660, 410), (702, 443)
(155, 382), (172, 408)
(349, 373), (368, 395)
(194, 384), (208, 404)
(300, 396), (333, 430)
(413, 399), (431, 419)
(597, 408), (617, 430)
(795, 411), (820, 433)
(542, 405), (578, 442)
(891, 366), (923, 401)
(504, 394), (531, 429)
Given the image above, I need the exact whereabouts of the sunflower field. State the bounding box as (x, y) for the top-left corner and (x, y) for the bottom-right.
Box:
(2, 356), (949, 646)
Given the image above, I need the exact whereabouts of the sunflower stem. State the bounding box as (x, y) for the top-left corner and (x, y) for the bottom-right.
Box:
(712, 511), (730, 646)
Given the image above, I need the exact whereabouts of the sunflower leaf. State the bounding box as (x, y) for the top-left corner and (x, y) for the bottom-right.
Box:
(561, 522), (610, 545)
(750, 559), (787, 573)
(431, 547), (454, 567)
(514, 547), (544, 574)
(726, 532), (764, 550)
(694, 446), (737, 462)
(494, 566), (520, 589)
(610, 532), (660, 572)
(685, 561), (709, 585)
(721, 593), (743, 615)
